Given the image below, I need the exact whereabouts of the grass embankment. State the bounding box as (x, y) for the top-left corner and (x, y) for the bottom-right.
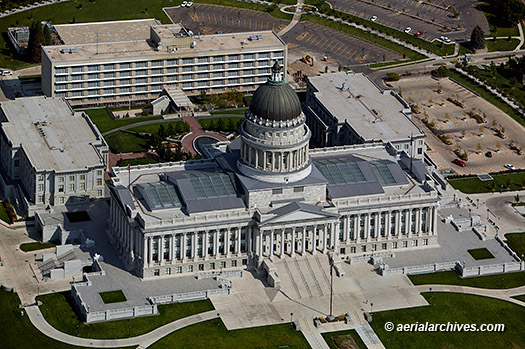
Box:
(504, 232), (525, 257)
(408, 270), (525, 289)
(37, 291), (215, 339)
(104, 131), (149, 153)
(371, 293), (525, 349)
(448, 172), (525, 194)
(20, 241), (56, 252)
(486, 39), (520, 52)
(84, 108), (161, 134)
(467, 248), (495, 260)
(99, 290), (127, 304)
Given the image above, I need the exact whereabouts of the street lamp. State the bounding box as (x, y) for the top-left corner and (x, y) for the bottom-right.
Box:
(370, 302), (374, 313)
(290, 312), (293, 323)
(128, 326), (131, 337)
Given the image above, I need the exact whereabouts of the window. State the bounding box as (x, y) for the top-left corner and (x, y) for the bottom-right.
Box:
(228, 55), (239, 61)
(55, 67), (67, 74)
(412, 240), (418, 247)
(96, 178), (103, 186)
(422, 239), (428, 246)
(151, 68), (162, 75)
(120, 63), (131, 69)
(120, 70), (131, 77)
(120, 87), (130, 93)
(212, 64), (223, 70)
(293, 186), (304, 192)
(38, 184), (44, 192)
(182, 66), (193, 72)
(136, 85), (146, 92)
(213, 56), (224, 62)
(371, 244), (377, 252)
(259, 52), (270, 58)
(69, 175), (75, 181)
(79, 182), (86, 190)
(135, 77), (146, 84)
(167, 67), (177, 74)
(273, 51), (284, 57)
(198, 264), (204, 271)
(382, 243), (387, 250)
(229, 78), (239, 84)
(350, 246), (356, 253)
(220, 261), (226, 268)
(197, 65), (208, 71)
(104, 80), (115, 86)
(228, 70), (238, 76)
(69, 184), (75, 192)
(154, 269), (160, 276)
(165, 268), (171, 275)
(151, 76), (162, 82)
(88, 89), (99, 96)
(243, 69), (254, 75)
(244, 61), (254, 67)
(151, 60), (163, 67)
(229, 63), (239, 69)
(182, 58), (193, 65)
(182, 74), (192, 81)
(56, 76), (67, 82)
(231, 260), (237, 267)
(272, 188), (282, 195)
(88, 65), (99, 72)
(38, 174), (44, 181)
(58, 197), (65, 204)
(197, 73), (208, 79)
(402, 241), (408, 248)
(182, 82), (192, 88)
(392, 242), (397, 249)
(213, 72), (223, 78)
(244, 53), (255, 60)
(187, 265), (193, 272)
(151, 84), (162, 91)
(135, 61), (146, 68)
(87, 73), (98, 80)
(361, 245), (367, 252)
(198, 80), (208, 87)
(176, 266), (182, 273)
(58, 177), (64, 183)
(167, 75), (178, 81)
(103, 64), (115, 70)
(135, 70), (147, 76)
(72, 91), (82, 97)
(212, 80), (222, 86)
(88, 81), (98, 88)
(72, 75), (82, 81)
(167, 59), (178, 65)
(198, 57), (208, 63)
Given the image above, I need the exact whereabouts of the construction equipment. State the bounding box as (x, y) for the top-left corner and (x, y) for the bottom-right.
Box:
(302, 55), (314, 66)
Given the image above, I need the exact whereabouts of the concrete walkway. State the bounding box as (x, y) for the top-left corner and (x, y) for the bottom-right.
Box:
(354, 322), (386, 349)
(415, 284), (525, 307)
(25, 306), (218, 348)
(278, 0), (304, 36)
(515, 22), (524, 51)
(180, 116), (228, 155)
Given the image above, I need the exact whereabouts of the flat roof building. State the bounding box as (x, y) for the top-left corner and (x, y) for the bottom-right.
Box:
(42, 19), (287, 108)
(304, 72), (426, 158)
(0, 97), (108, 216)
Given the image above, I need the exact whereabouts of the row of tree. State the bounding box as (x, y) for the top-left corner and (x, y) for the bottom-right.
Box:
(203, 118), (243, 132)
(26, 22), (52, 63)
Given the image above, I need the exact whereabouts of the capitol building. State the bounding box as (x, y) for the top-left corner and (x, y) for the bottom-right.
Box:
(108, 63), (439, 279)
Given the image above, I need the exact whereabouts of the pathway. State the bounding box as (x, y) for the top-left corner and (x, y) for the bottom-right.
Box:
(181, 116), (228, 155)
(25, 306), (218, 348)
(354, 322), (386, 349)
(278, 0), (304, 36)
(514, 22), (524, 51)
(415, 284), (525, 307)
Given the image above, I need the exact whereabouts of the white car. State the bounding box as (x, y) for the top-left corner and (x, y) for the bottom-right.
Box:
(440, 36), (451, 43)
(504, 164), (517, 171)
(404, 27), (411, 33)
(1, 70), (12, 76)
(181, 1), (188, 7)
(186, 1), (193, 7)
(371, 16), (377, 22)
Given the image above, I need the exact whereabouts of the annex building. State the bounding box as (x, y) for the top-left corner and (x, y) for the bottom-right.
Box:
(0, 96), (108, 216)
(304, 72), (426, 158)
(108, 64), (439, 280)
(41, 19), (287, 108)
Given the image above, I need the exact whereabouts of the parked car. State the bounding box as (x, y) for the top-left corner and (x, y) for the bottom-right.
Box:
(415, 30), (423, 36)
(404, 27), (411, 34)
(452, 159), (466, 167)
(1, 70), (12, 76)
(216, 30), (223, 34)
(186, 1), (193, 7)
(181, 1), (188, 7)
(485, 151), (493, 158)
(371, 16), (377, 22)
(440, 36), (451, 43)
(504, 163), (517, 170)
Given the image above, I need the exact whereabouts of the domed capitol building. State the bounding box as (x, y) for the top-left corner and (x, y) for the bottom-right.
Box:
(108, 63), (439, 280)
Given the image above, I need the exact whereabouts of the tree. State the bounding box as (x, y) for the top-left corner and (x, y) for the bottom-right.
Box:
(470, 25), (485, 50)
(493, 0), (525, 26)
(217, 118), (225, 131)
(158, 124), (166, 138)
(516, 193), (521, 203)
(43, 24), (52, 46)
(27, 22), (44, 63)
(385, 72), (400, 81)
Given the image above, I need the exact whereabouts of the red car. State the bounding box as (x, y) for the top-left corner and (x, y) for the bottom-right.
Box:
(452, 159), (466, 167)
(415, 30), (424, 36)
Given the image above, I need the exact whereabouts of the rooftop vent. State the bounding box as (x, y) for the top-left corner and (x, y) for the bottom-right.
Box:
(248, 34), (264, 41)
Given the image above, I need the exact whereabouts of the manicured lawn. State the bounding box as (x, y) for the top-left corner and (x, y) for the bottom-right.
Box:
(467, 248), (495, 260)
(99, 290), (127, 304)
(486, 39), (520, 52)
(198, 117), (244, 132)
(20, 241), (56, 252)
(504, 232), (525, 257)
(371, 292), (525, 349)
(105, 131), (149, 154)
(0, 204), (12, 224)
(119, 157), (160, 167)
(408, 270), (525, 289)
(448, 172), (525, 194)
(322, 329), (366, 349)
(210, 108), (247, 115)
(150, 318), (309, 348)
(511, 295), (525, 302)
(84, 108), (162, 134)
(36, 291), (215, 339)
(128, 121), (189, 135)
(0, 289), (76, 349)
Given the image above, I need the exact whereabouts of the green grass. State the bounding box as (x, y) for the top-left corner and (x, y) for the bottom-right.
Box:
(150, 318), (309, 348)
(448, 172), (525, 194)
(478, 2), (520, 37)
(0, 204), (12, 224)
(36, 291), (215, 339)
(371, 292), (525, 349)
(99, 290), (127, 304)
(84, 108), (162, 134)
(119, 157), (160, 166)
(467, 248), (495, 260)
(196, 0), (293, 21)
(105, 131), (149, 153)
(322, 329), (366, 349)
(302, 14), (425, 61)
(210, 108), (247, 115)
(408, 270), (525, 289)
(444, 69), (525, 126)
(511, 295), (525, 302)
(128, 121), (189, 135)
(486, 39), (520, 52)
(0, 289), (76, 349)
(20, 241), (56, 252)
(504, 232), (525, 257)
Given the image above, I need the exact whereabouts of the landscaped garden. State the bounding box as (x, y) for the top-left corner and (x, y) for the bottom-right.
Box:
(408, 270), (525, 289)
(467, 248), (495, 260)
(322, 329), (366, 349)
(36, 291), (214, 339)
(99, 290), (127, 304)
(0, 289), (76, 349)
(486, 38), (520, 52)
(504, 232), (525, 257)
(0, 203), (12, 224)
(20, 241), (56, 252)
(371, 292), (525, 349)
(198, 117), (244, 133)
(448, 171), (525, 194)
(104, 131), (149, 154)
(84, 108), (162, 134)
(150, 318), (309, 348)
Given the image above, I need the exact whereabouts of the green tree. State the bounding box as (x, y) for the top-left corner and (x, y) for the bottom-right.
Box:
(470, 25), (485, 50)
(493, 0), (525, 26)
(217, 118), (225, 131)
(43, 24), (52, 46)
(227, 119), (235, 131)
(27, 22), (44, 63)
(208, 120), (216, 131)
(158, 124), (166, 138)
(166, 123), (174, 136)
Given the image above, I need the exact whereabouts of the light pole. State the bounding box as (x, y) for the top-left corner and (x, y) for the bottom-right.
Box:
(370, 302), (373, 313)
(290, 312), (293, 323)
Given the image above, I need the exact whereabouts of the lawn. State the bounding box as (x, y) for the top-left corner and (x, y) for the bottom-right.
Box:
(104, 131), (149, 154)
(448, 172), (525, 194)
(371, 292), (525, 349)
(118, 157), (160, 167)
(20, 241), (56, 252)
(84, 108), (162, 134)
(150, 318), (309, 348)
(99, 290), (127, 304)
(408, 270), (525, 289)
(0, 289), (76, 349)
(322, 329), (366, 349)
(128, 120), (189, 135)
(467, 248), (495, 260)
(486, 39), (520, 52)
(0, 204), (12, 224)
(210, 108), (247, 115)
(198, 116), (244, 132)
(504, 232), (525, 257)
(511, 295), (525, 302)
(36, 291), (215, 339)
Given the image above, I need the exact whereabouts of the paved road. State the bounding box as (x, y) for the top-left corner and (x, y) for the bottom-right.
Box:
(26, 307), (218, 348)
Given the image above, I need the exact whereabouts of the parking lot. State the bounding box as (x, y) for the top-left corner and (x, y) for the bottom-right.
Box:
(392, 76), (525, 175)
(327, 0), (489, 42)
(166, 4), (401, 67)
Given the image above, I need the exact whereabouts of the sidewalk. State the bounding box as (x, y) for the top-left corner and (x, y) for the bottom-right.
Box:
(415, 284), (525, 307)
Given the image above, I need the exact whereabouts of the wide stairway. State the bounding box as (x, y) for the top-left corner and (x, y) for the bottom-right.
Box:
(273, 254), (332, 300)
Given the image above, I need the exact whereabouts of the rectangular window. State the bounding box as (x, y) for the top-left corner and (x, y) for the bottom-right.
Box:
(88, 65), (99, 72)
(293, 186), (304, 193)
(103, 64), (115, 70)
(56, 76), (67, 82)
(167, 75), (178, 81)
(135, 61), (147, 68)
(120, 87), (130, 93)
(72, 91), (82, 97)
(151, 68), (162, 75)
(244, 61), (254, 67)
(176, 266), (182, 273)
(88, 81), (98, 88)
(198, 57), (208, 63)
(58, 197), (65, 204)
(72, 75), (82, 81)
(79, 182), (86, 190)
(402, 241), (408, 248)
(182, 66), (193, 72)
(151, 85), (162, 91)
(213, 56), (224, 62)
(135, 70), (147, 76)
(136, 85), (146, 91)
(229, 63), (239, 69)
(87, 73), (98, 80)
(165, 267), (171, 275)
(119, 70), (131, 77)
(198, 264), (204, 271)
(244, 53), (255, 60)
(422, 238), (428, 246)
(273, 51), (284, 58)
(212, 64), (223, 70)
(55, 67), (67, 74)
(212, 80), (222, 86)
(103, 80), (115, 86)
(197, 65), (208, 71)
(71, 66), (82, 73)
(272, 188), (283, 195)
(187, 265), (193, 272)
(120, 63), (131, 69)
(167, 59), (178, 65)
(213, 72), (223, 78)
(135, 77), (146, 84)
(198, 80), (208, 87)
(38, 184), (44, 192)
(96, 178), (103, 186)
(228, 70), (239, 76)
(154, 269), (160, 276)
(151, 60), (163, 67)
(392, 242), (397, 249)
(228, 78), (240, 84)
(120, 79), (131, 85)
(228, 55), (239, 61)
(69, 184), (75, 192)
(104, 72), (115, 78)
(412, 240), (418, 247)
(167, 67), (177, 74)
(182, 58), (193, 65)
(151, 76), (162, 82)
(182, 74), (192, 81)
(259, 52), (270, 59)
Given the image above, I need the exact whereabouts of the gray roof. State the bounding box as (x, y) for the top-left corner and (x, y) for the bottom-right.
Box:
(261, 201), (339, 225)
(111, 185), (136, 210)
(249, 78), (302, 122)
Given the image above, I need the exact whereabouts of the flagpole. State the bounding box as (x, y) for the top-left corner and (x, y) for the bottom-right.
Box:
(329, 257), (333, 318)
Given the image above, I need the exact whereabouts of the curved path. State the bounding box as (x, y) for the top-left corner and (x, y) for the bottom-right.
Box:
(415, 284), (525, 307)
(181, 116), (228, 155)
(102, 119), (179, 137)
(278, 0), (304, 36)
(26, 306), (218, 348)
